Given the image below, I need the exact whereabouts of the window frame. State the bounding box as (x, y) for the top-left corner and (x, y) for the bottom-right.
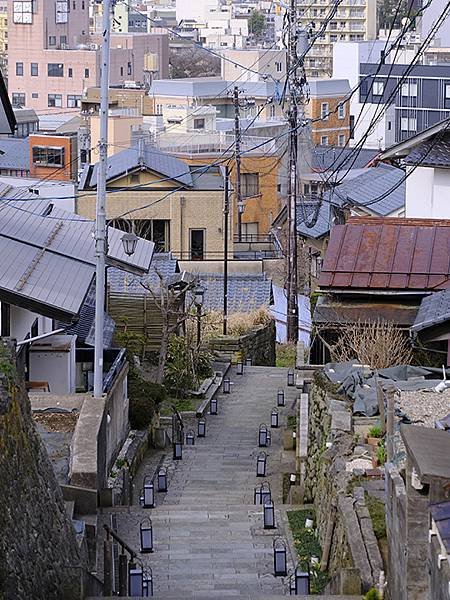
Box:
(30, 62), (38, 76)
(321, 102), (329, 120)
(32, 145), (65, 167)
(241, 172), (260, 198)
(47, 93), (63, 108)
(15, 62), (23, 76)
(47, 63), (64, 77)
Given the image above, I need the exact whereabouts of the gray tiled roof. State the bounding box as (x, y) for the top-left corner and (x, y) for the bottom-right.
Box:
(80, 144), (193, 189)
(198, 273), (272, 314)
(296, 200), (331, 239)
(403, 134), (450, 168)
(331, 164), (405, 216)
(312, 146), (379, 172)
(411, 289), (450, 333)
(0, 138), (30, 170)
(59, 284), (116, 347)
(108, 253), (178, 295)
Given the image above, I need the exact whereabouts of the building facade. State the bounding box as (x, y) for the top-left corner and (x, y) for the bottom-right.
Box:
(299, 0), (377, 78)
(305, 79), (352, 146)
(7, 0), (169, 112)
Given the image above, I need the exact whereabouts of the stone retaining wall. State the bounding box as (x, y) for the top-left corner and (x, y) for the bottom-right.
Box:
(208, 320), (276, 366)
(305, 377), (383, 594)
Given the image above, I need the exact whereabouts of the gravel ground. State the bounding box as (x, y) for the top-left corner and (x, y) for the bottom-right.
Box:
(397, 389), (450, 427)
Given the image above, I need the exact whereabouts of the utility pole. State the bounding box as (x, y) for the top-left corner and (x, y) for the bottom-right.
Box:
(93, 0), (112, 398)
(285, 0), (308, 343)
(233, 85), (243, 242)
(223, 165), (230, 335)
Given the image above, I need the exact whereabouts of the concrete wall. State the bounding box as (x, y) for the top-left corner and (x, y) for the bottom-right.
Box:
(0, 341), (83, 599)
(29, 335), (76, 394)
(406, 165), (450, 218)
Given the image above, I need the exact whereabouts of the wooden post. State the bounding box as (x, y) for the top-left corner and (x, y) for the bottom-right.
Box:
(103, 539), (113, 596)
(321, 502), (336, 571)
(386, 389), (395, 462)
(118, 553), (128, 596)
(374, 372), (386, 434)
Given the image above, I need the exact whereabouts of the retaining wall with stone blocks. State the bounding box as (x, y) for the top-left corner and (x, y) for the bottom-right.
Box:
(208, 320), (276, 366)
(305, 377), (383, 594)
(0, 342), (84, 599)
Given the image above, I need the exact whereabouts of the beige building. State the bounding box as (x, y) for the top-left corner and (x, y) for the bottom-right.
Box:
(77, 145), (231, 260)
(0, 0), (7, 78)
(221, 48), (287, 84)
(299, 0), (377, 78)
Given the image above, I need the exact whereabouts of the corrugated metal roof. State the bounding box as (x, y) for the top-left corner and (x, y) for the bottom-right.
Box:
(319, 217), (450, 292)
(0, 200), (154, 275)
(81, 144), (193, 189)
(411, 288), (450, 332)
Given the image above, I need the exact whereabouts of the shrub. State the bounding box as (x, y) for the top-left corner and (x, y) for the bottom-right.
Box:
(368, 425), (382, 438)
(364, 588), (381, 600)
(164, 335), (195, 398)
(128, 369), (167, 430)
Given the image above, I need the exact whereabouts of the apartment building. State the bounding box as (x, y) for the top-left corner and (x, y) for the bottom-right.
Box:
(221, 49), (287, 83)
(299, 0), (377, 78)
(7, 0), (169, 112)
(0, 0), (7, 79)
(305, 79), (351, 146)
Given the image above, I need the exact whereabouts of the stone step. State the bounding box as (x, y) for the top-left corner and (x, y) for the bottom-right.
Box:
(88, 596), (358, 600)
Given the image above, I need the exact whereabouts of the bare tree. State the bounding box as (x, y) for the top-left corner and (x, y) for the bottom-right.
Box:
(330, 319), (412, 369)
(140, 272), (197, 384)
(169, 47), (221, 79)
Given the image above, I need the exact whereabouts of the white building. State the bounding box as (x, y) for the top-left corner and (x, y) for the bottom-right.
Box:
(300, 0), (377, 78)
(221, 48), (287, 82)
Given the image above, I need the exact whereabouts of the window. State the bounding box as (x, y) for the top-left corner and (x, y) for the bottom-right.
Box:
(127, 62), (132, 76)
(338, 134), (345, 146)
(48, 94), (62, 107)
(400, 117), (417, 131)
(32, 145), (65, 166)
(81, 0), (85, 8)
(32, 92), (38, 98)
(12, 92), (25, 107)
(275, 61), (282, 72)
(269, 103), (276, 118)
(130, 173), (139, 184)
(242, 173), (259, 198)
(446, 84), (450, 99)
(67, 94), (81, 108)
(338, 103), (345, 119)
(321, 135), (329, 146)
(401, 82), (418, 97)
(373, 80), (384, 96)
(84, 68), (89, 78)
(13, 1), (33, 24)
(330, 34), (337, 42)
(48, 36), (56, 46)
(48, 63), (64, 77)
(60, 35), (67, 45)
(15, 62), (23, 76)
(321, 102), (329, 120)
(56, 0), (69, 23)
(30, 62), (38, 76)
(193, 118), (205, 130)
(190, 229), (205, 260)
(72, 0), (76, 8)
(120, 66), (123, 76)
(156, 104), (163, 115)
(68, 67), (73, 77)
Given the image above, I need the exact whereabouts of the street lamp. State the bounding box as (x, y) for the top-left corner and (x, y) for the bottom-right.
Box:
(186, 429), (195, 445)
(271, 408), (279, 428)
(193, 283), (205, 347)
(140, 517), (153, 553)
(254, 481), (271, 505)
(128, 563), (143, 597)
(197, 417), (206, 437)
(223, 377), (231, 394)
(273, 539), (287, 576)
(173, 441), (182, 460)
(287, 368), (295, 386)
(290, 566), (310, 595)
(258, 423), (269, 447)
(210, 396), (218, 415)
(121, 231), (139, 256)
(236, 360), (244, 375)
(264, 500), (276, 529)
(157, 467), (167, 493)
(277, 388), (285, 407)
(142, 476), (155, 509)
(142, 566), (153, 597)
(256, 451), (267, 477)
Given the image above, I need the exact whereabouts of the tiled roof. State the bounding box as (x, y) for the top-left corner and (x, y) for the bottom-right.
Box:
(311, 146), (379, 172)
(198, 273), (272, 313)
(0, 138), (30, 170)
(411, 288), (450, 332)
(108, 253), (178, 294)
(403, 134), (450, 168)
(80, 144), (193, 189)
(319, 216), (450, 292)
(331, 164), (405, 216)
(296, 200), (331, 239)
(430, 502), (450, 554)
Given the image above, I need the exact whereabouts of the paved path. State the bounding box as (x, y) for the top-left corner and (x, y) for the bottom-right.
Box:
(100, 366), (299, 599)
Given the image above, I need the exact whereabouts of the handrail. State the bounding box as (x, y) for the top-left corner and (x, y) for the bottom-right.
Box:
(104, 524), (137, 561)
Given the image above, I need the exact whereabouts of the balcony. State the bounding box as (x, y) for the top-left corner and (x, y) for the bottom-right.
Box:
(154, 131), (279, 156)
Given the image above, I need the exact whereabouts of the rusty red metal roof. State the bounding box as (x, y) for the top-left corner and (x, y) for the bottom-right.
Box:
(319, 217), (450, 292)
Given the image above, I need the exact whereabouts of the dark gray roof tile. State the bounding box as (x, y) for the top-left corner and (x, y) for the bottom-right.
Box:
(412, 289), (450, 332)
(403, 134), (450, 168)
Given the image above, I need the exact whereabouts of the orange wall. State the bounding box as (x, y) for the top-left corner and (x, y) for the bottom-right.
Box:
(306, 95), (351, 146)
(29, 135), (75, 181)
